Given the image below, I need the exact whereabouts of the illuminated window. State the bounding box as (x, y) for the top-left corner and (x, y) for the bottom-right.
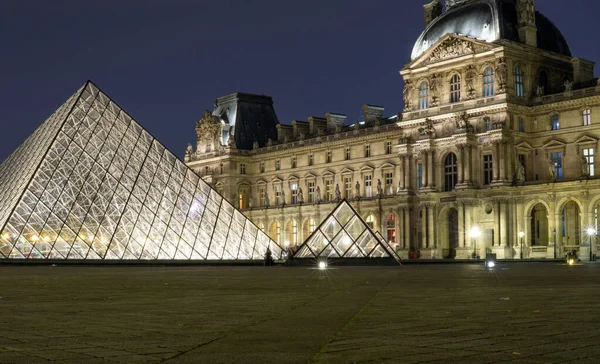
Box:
(366, 215), (376, 230)
(551, 114), (560, 131)
(291, 220), (298, 246)
(551, 152), (563, 179)
(418, 81), (429, 110)
(450, 74), (461, 103)
(344, 177), (352, 199)
(308, 182), (315, 203)
(325, 180), (333, 202)
(291, 183), (298, 204)
(483, 66), (495, 97)
(386, 214), (396, 245)
(365, 175), (373, 198)
(584, 148), (595, 176)
(583, 109), (592, 126)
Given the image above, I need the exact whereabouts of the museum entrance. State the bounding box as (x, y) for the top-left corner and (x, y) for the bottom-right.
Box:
(530, 203), (549, 246)
(440, 208), (459, 258)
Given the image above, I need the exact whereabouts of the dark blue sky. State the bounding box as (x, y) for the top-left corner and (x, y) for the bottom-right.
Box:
(1, 0), (598, 161)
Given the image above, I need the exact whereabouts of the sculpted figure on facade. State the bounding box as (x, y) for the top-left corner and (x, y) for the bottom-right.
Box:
(377, 179), (383, 197)
(298, 187), (304, 204)
(184, 143), (193, 162)
(419, 118), (437, 138)
(355, 181), (361, 199)
(316, 186), (322, 203)
(281, 189), (286, 205)
(516, 0), (536, 25)
(335, 184), (341, 201)
(548, 159), (557, 180)
(564, 79), (573, 92)
(465, 65), (477, 99)
(196, 110), (223, 153)
(403, 80), (413, 112)
(264, 192), (270, 208)
(428, 38), (475, 63)
(453, 112), (473, 132)
(516, 160), (525, 183)
(536, 85), (545, 97)
(252, 141), (259, 150)
(581, 154), (590, 177)
(495, 58), (508, 93)
(429, 73), (443, 107)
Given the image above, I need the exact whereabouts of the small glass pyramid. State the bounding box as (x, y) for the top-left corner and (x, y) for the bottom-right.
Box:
(293, 200), (401, 260)
(0, 81), (283, 260)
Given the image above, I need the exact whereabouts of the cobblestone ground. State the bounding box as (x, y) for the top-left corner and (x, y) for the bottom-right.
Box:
(0, 263), (599, 363)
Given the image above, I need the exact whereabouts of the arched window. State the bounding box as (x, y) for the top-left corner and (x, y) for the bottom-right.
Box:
(366, 215), (376, 230)
(418, 81), (429, 110)
(583, 109), (592, 126)
(483, 67), (495, 97)
(444, 153), (458, 191)
(386, 214), (396, 245)
(450, 74), (461, 103)
(269, 221), (282, 244)
(538, 70), (549, 95)
(514, 65), (524, 97)
(286, 220), (298, 247)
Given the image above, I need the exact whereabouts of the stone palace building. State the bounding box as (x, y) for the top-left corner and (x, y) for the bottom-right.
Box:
(186, 0), (600, 260)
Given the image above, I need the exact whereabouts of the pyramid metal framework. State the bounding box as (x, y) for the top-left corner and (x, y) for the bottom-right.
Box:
(293, 200), (401, 260)
(0, 81), (284, 260)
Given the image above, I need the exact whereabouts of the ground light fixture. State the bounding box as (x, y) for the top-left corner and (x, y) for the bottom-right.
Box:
(318, 261), (328, 270)
(485, 254), (497, 269)
(519, 231), (525, 259)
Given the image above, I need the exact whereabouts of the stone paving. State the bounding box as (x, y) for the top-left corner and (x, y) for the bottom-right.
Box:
(1, 263), (600, 363)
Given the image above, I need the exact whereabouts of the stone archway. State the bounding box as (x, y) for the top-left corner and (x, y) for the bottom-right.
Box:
(530, 203), (549, 247)
(560, 201), (581, 250)
(440, 207), (459, 258)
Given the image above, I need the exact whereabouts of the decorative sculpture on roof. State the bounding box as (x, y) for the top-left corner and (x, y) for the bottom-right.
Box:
(564, 79), (573, 92)
(495, 58), (508, 94)
(427, 38), (474, 63)
(536, 85), (545, 97)
(516, 0), (536, 26)
(253, 140), (259, 150)
(446, 0), (472, 10)
(184, 143), (193, 162)
(196, 110), (223, 153)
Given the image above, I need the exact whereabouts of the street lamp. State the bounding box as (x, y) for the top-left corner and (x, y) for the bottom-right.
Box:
(470, 226), (481, 260)
(586, 227), (596, 262)
(553, 229), (557, 259)
(518, 231), (525, 260)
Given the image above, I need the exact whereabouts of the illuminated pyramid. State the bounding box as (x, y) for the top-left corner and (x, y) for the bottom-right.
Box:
(293, 200), (401, 260)
(0, 81), (283, 260)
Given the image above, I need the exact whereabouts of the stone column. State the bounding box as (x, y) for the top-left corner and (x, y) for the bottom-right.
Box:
(492, 142), (500, 182)
(428, 205), (436, 249)
(464, 145), (472, 185)
(493, 200), (501, 247)
(458, 145), (465, 184)
(405, 156), (412, 191)
(421, 206), (428, 249)
(399, 156), (406, 190)
(404, 207), (411, 249)
(499, 142), (507, 182)
(458, 203), (466, 248)
(428, 150), (435, 189)
(500, 200), (509, 247)
(464, 202), (472, 247)
(398, 208), (405, 249)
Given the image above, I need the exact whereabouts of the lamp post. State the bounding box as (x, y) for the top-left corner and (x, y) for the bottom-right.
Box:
(553, 228), (557, 259)
(586, 227), (596, 262)
(470, 226), (481, 260)
(518, 231), (525, 260)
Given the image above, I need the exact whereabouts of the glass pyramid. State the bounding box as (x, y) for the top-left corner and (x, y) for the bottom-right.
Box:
(0, 81), (283, 260)
(293, 200), (401, 260)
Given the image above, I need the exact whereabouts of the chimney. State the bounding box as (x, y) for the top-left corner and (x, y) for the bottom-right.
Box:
(424, 0), (442, 26)
(325, 113), (347, 132)
(362, 105), (384, 123)
(516, 0), (537, 47)
(572, 58), (596, 84)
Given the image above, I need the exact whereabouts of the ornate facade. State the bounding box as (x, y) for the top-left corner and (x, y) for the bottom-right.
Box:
(186, 0), (600, 260)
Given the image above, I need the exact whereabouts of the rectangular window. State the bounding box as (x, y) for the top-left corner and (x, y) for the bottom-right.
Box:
(365, 175), (373, 198)
(386, 141), (393, 155)
(345, 147), (351, 161)
(308, 154), (314, 166)
(275, 185), (283, 205)
(385, 172), (393, 195)
(417, 164), (423, 189)
(275, 160), (281, 171)
(551, 114), (560, 131)
(326, 151), (332, 163)
(240, 163), (246, 175)
(260, 162), (265, 173)
(518, 117), (525, 132)
(483, 155), (493, 185)
(325, 180), (333, 202)
(365, 145), (371, 158)
(583, 109), (592, 126)
(259, 187), (266, 207)
(291, 183), (298, 204)
(344, 177), (352, 199)
(584, 148), (595, 177)
(308, 182), (315, 203)
(484, 117), (492, 131)
(551, 152), (563, 179)
(291, 156), (297, 169)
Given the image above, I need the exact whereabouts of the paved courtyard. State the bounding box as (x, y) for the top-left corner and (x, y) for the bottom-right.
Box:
(1, 263), (600, 363)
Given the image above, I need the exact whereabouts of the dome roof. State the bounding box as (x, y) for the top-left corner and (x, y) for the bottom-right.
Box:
(411, 0), (571, 60)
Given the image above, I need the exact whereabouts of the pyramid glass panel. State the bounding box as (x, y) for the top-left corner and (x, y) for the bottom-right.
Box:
(0, 81), (283, 261)
(292, 200), (401, 261)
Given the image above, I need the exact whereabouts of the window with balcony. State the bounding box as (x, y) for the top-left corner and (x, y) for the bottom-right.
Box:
(325, 180), (333, 202)
(385, 172), (393, 195)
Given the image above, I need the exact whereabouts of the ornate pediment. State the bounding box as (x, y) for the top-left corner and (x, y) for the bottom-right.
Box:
(574, 135), (598, 145)
(543, 139), (567, 150)
(415, 35), (493, 67)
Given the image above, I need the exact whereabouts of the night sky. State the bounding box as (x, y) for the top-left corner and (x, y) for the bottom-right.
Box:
(1, 0), (598, 162)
